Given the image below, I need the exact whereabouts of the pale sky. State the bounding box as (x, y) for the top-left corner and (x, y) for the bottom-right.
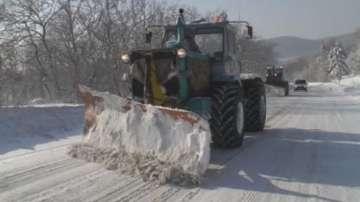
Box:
(176, 0), (360, 39)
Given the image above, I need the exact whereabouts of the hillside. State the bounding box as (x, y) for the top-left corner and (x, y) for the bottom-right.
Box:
(267, 30), (360, 62)
(322, 31), (360, 50)
(267, 36), (321, 62)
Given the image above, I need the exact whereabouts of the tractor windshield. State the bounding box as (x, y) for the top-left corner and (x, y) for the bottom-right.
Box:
(194, 33), (223, 55)
(163, 26), (224, 57)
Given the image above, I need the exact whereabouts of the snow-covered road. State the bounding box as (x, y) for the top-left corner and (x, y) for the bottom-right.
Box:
(1, 87), (360, 202)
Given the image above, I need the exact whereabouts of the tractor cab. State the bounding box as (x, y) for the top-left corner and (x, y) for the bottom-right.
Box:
(266, 65), (285, 82)
(161, 21), (246, 81)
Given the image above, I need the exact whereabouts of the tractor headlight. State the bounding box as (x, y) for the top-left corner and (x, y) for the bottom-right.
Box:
(177, 48), (187, 58)
(121, 53), (130, 63)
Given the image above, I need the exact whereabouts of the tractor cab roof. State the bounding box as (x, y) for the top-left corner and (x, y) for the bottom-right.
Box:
(164, 22), (237, 35)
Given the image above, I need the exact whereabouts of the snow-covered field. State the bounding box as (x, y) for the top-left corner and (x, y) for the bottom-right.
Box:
(1, 79), (360, 202)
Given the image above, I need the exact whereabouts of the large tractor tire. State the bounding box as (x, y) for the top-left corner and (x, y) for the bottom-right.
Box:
(243, 78), (267, 132)
(210, 83), (245, 148)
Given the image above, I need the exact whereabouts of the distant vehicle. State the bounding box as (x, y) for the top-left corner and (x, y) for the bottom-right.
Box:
(294, 79), (308, 92)
(265, 65), (290, 96)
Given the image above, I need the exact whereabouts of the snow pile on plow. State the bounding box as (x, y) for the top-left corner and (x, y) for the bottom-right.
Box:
(69, 85), (211, 185)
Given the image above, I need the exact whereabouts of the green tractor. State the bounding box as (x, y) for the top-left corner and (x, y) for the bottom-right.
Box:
(75, 9), (268, 179)
(120, 9), (266, 148)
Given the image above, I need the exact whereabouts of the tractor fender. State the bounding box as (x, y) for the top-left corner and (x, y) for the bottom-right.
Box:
(241, 77), (265, 95)
(211, 73), (265, 96)
(211, 79), (244, 98)
(212, 74), (241, 83)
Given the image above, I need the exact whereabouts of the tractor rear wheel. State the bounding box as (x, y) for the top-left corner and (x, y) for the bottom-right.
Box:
(210, 83), (245, 148)
(243, 79), (267, 132)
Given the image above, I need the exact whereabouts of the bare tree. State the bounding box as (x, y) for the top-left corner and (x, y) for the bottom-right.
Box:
(0, 0), (207, 105)
(2, 0), (64, 98)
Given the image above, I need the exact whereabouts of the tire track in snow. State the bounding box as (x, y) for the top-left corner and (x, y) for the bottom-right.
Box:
(179, 188), (201, 201)
(152, 186), (182, 202)
(18, 168), (105, 202)
(265, 99), (303, 129)
(88, 177), (143, 202)
(111, 182), (161, 202)
(0, 163), (99, 202)
(0, 156), (70, 178)
(265, 102), (291, 125)
(0, 159), (84, 193)
(59, 173), (134, 202)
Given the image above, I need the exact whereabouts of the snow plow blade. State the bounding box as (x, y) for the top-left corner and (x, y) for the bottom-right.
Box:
(70, 85), (211, 185)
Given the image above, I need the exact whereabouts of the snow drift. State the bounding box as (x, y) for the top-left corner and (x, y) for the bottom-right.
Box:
(308, 75), (360, 95)
(265, 84), (286, 97)
(339, 75), (360, 92)
(69, 85), (211, 185)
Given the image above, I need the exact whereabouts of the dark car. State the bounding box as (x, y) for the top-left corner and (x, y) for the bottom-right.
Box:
(294, 79), (308, 92)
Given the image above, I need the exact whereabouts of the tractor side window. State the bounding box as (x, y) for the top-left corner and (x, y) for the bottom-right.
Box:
(227, 31), (240, 56)
(163, 31), (177, 47)
(227, 32), (235, 54)
(194, 33), (223, 57)
(166, 32), (176, 42)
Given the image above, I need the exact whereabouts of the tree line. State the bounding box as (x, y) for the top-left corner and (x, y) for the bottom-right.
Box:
(0, 0), (276, 105)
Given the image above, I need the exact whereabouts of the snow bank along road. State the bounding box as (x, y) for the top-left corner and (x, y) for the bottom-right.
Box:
(1, 86), (360, 202)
